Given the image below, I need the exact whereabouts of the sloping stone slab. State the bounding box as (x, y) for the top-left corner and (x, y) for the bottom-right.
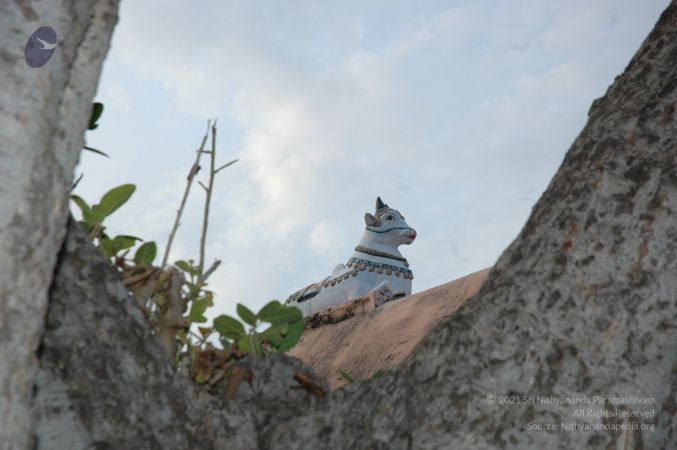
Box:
(290, 269), (490, 388)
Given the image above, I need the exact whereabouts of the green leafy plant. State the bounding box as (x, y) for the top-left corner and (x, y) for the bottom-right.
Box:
(173, 258), (214, 325)
(135, 241), (157, 266)
(371, 369), (386, 380)
(83, 102), (109, 157)
(71, 183), (157, 265)
(213, 300), (303, 356)
(88, 102), (104, 130)
(339, 370), (355, 384)
(70, 121), (304, 396)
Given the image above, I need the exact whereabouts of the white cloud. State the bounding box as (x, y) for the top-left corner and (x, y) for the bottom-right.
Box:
(77, 0), (671, 318)
(309, 220), (345, 254)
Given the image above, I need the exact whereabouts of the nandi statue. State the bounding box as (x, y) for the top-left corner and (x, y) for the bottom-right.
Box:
(286, 197), (416, 317)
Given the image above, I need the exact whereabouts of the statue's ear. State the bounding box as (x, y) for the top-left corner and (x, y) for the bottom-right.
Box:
(365, 213), (381, 227)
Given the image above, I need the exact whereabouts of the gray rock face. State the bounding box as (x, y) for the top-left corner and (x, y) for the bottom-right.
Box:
(34, 219), (328, 450)
(34, 219), (215, 449)
(265, 4), (677, 449)
(0, 1), (120, 449)
(29, 1), (677, 449)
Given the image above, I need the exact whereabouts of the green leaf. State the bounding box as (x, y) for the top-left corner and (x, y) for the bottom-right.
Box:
(237, 337), (251, 353)
(175, 260), (193, 273)
(277, 318), (303, 352)
(258, 302), (302, 325)
(112, 235), (141, 250)
(82, 146), (109, 158)
(213, 315), (246, 340)
(258, 301), (282, 319)
(99, 237), (113, 259)
(78, 221), (93, 235)
(260, 323), (287, 347)
(97, 184), (135, 218)
(134, 241), (157, 266)
(240, 333), (262, 356)
(237, 304), (257, 327)
(189, 298), (211, 323)
(70, 195), (94, 224)
(339, 370), (354, 384)
(184, 282), (201, 299)
(116, 234), (142, 241)
(174, 260), (200, 277)
(88, 102), (104, 130)
(89, 204), (107, 224)
(371, 370), (386, 380)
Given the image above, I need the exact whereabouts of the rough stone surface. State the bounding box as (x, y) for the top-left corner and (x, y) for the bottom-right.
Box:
(290, 268), (490, 388)
(35, 219), (218, 449)
(0, 1), (120, 448)
(34, 219), (327, 450)
(25, 1), (677, 449)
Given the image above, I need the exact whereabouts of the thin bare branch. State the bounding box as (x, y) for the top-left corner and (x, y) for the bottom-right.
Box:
(156, 268), (187, 360)
(121, 266), (156, 287)
(187, 163), (201, 179)
(161, 120), (211, 267)
(198, 122), (218, 272)
(197, 181), (208, 192)
(198, 259), (221, 285)
(215, 159), (239, 174)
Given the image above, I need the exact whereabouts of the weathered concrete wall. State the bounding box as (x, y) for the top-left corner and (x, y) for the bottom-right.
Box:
(0, 2), (119, 449)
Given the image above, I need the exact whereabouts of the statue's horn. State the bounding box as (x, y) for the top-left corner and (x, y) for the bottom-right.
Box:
(376, 196), (386, 212)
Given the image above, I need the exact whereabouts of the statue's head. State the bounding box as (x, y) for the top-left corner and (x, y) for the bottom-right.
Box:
(364, 196), (416, 246)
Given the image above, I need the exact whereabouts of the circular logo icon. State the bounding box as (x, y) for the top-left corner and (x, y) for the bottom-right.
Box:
(24, 26), (59, 68)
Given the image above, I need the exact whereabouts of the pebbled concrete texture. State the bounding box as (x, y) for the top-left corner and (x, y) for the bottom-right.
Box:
(0, 2), (120, 449)
(29, 2), (677, 449)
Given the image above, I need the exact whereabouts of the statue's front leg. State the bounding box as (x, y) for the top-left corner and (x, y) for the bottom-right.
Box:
(367, 280), (395, 305)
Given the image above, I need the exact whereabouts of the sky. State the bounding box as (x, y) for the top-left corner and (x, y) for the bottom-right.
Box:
(76, 0), (670, 319)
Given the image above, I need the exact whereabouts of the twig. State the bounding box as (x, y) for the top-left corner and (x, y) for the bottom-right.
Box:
(215, 159), (239, 174)
(197, 181), (208, 192)
(161, 120), (211, 267)
(189, 329), (215, 348)
(198, 121), (218, 272)
(122, 267), (156, 286)
(87, 222), (102, 241)
(156, 268), (188, 360)
(198, 259), (221, 285)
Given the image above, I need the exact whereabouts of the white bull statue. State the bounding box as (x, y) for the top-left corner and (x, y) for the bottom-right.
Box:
(286, 197), (416, 317)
